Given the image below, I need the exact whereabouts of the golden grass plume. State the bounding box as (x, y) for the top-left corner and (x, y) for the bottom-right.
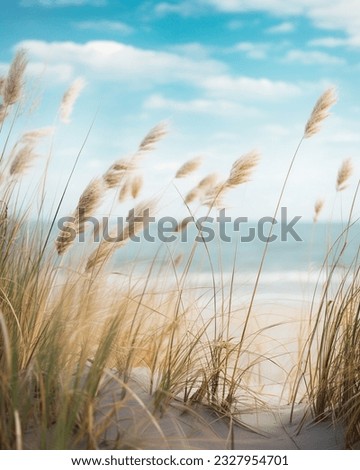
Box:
(86, 198), (157, 271)
(137, 122), (167, 153)
(9, 143), (38, 176)
(336, 158), (353, 192)
(75, 177), (104, 232)
(175, 217), (193, 233)
(131, 174), (144, 199)
(56, 178), (103, 255)
(175, 156), (203, 179)
(184, 173), (219, 205)
(226, 150), (260, 188)
(119, 179), (132, 202)
(313, 198), (325, 223)
(2, 48), (27, 107)
(60, 77), (86, 124)
(184, 187), (200, 204)
(304, 88), (337, 138)
(21, 127), (54, 144)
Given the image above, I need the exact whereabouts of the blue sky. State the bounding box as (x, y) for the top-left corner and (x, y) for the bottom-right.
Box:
(1, 0), (359, 221)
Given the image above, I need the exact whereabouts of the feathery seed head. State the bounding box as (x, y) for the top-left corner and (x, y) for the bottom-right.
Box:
(197, 173), (219, 190)
(103, 170), (124, 189)
(86, 241), (114, 271)
(112, 158), (137, 172)
(203, 181), (227, 209)
(336, 158), (353, 192)
(313, 198), (325, 223)
(175, 217), (193, 233)
(0, 105), (7, 124)
(21, 127), (54, 144)
(185, 187), (200, 204)
(76, 178), (103, 228)
(86, 198), (157, 271)
(226, 150), (260, 188)
(0, 76), (5, 95)
(304, 88), (337, 138)
(103, 159), (136, 189)
(175, 156), (203, 179)
(2, 49), (28, 106)
(138, 122), (167, 153)
(118, 179), (132, 202)
(55, 220), (77, 255)
(131, 174), (144, 199)
(10, 144), (37, 176)
(174, 254), (183, 266)
(60, 77), (86, 124)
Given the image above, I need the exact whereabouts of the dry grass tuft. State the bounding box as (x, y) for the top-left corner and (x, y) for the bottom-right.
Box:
(336, 158), (353, 192)
(2, 49), (360, 451)
(56, 178), (103, 254)
(103, 159), (137, 189)
(0, 105), (7, 124)
(304, 88), (337, 138)
(175, 217), (193, 233)
(203, 151), (260, 209)
(119, 179), (132, 202)
(184, 173), (219, 205)
(21, 127), (54, 144)
(198, 173), (219, 190)
(76, 177), (104, 232)
(313, 198), (325, 223)
(131, 174), (144, 199)
(138, 122), (167, 153)
(55, 220), (77, 255)
(226, 151), (260, 188)
(175, 156), (203, 179)
(86, 198), (157, 271)
(60, 77), (86, 124)
(2, 48), (27, 106)
(0, 75), (5, 94)
(9, 143), (38, 176)
(184, 187), (200, 204)
(203, 181), (227, 209)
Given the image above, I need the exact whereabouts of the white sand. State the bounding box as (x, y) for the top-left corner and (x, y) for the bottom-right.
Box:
(89, 372), (345, 450)
(23, 369), (343, 450)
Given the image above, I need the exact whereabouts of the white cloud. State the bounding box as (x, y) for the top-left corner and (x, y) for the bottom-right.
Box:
(144, 93), (259, 116)
(161, 0), (360, 47)
(227, 19), (243, 30)
(154, 1), (197, 16)
(75, 21), (134, 34)
(27, 62), (74, 82)
(309, 36), (360, 48)
(21, 0), (105, 6)
(0, 60), (74, 83)
(167, 43), (212, 59)
(198, 0), (321, 15)
(233, 42), (269, 59)
(266, 22), (295, 34)
(202, 75), (300, 101)
(325, 130), (360, 143)
(284, 49), (345, 65)
(18, 40), (226, 86)
(17, 40), (301, 104)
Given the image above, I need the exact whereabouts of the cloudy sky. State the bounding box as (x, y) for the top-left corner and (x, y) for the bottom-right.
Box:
(1, 0), (359, 221)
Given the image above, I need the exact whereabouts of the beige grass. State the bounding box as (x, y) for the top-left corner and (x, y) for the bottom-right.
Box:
(304, 88), (337, 138)
(336, 158), (353, 192)
(0, 51), (358, 450)
(60, 77), (86, 124)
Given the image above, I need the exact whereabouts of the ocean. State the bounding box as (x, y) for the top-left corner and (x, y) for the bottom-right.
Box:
(103, 220), (359, 302)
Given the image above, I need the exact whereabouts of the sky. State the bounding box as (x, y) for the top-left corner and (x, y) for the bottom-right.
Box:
(0, 0), (359, 222)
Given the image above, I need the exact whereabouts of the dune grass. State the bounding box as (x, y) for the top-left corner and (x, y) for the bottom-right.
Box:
(0, 51), (359, 449)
